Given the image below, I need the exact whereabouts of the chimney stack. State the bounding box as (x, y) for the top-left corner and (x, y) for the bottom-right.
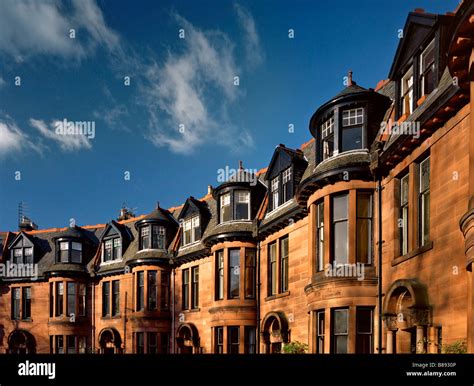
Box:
(347, 70), (353, 87)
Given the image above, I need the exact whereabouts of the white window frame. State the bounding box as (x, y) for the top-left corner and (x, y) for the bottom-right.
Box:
(271, 176), (279, 211)
(234, 190), (250, 220)
(401, 67), (414, 115)
(342, 108), (364, 126)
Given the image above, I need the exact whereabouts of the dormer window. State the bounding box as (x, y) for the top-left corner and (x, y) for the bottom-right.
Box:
(321, 116), (335, 160)
(401, 67), (414, 116)
(341, 108), (363, 152)
(420, 39), (435, 96)
(103, 237), (122, 262)
(11, 247), (33, 264)
(182, 216), (200, 246)
(139, 225), (165, 250)
(58, 241), (82, 263)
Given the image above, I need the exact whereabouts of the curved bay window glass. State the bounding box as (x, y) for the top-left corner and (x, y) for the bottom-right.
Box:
(244, 249), (256, 299)
(332, 194), (348, 265)
(341, 108), (363, 152)
(419, 157), (430, 247)
(321, 116), (334, 160)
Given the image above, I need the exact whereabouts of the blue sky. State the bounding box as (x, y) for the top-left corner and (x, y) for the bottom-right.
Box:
(0, 0), (459, 231)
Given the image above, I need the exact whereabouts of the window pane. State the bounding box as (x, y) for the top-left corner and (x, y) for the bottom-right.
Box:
(334, 309), (348, 334)
(245, 327), (256, 354)
(235, 191), (250, 220)
(228, 326), (240, 354)
(220, 193), (232, 222)
(102, 282), (110, 317)
(245, 249), (256, 299)
(152, 226), (165, 249)
(323, 135), (334, 160)
(229, 249), (240, 299)
(67, 336), (76, 354)
(192, 267), (199, 309)
(182, 269), (189, 309)
(112, 280), (120, 316)
(22, 287), (31, 319)
(280, 237), (289, 293)
(147, 271), (157, 311)
(269, 243), (277, 295)
(316, 202), (325, 271)
(216, 251), (224, 300)
(341, 126), (362, 152)
(67, 282), (76, 316)
(160, 272), (170, 310)
(334, 222), (348, 264)
(333, 195), (348, 221)
(137, 271), (144, 311)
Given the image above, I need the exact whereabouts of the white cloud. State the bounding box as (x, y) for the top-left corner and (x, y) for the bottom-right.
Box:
(235, 4), (264, 69)
(140, 13), (258, 154)
(0, 76), (5, 88)
(0, 117), (43, 157)
(29, 118), (92, 151)
(0, 0), (119, 61)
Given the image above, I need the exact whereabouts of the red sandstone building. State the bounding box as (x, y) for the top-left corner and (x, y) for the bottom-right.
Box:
(0, 2), (472, 355)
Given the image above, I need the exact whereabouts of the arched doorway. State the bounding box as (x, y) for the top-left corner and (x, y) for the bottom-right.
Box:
(8, 330), (36, 354)
(176, 323), (200, 354)
(98, 328), (122, 354)
(383, 279), (431, 353)
(261, 311), (290, 354)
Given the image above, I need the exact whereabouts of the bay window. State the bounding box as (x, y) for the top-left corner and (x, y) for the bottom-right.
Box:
(148, 271), (157, 311)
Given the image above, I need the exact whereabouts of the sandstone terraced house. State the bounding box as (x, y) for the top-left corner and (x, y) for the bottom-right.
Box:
(0, 2), (473, 355)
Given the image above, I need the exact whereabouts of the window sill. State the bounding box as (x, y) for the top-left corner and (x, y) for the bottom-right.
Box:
(101, 315), (121, 320)
(182, 308), (200, 313)
(392, 241), (433, 266)
(265, 291), (290, 302)
(11, 318), (32, 322)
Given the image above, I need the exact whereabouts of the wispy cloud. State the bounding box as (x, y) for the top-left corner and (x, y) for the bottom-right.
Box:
(29, 119), (92, 151)
(0, 76), (5, 88)
(235, 4), (264, 69)
(139, 10), (262, 154)
(0, 0), (120, 62)
(0, 116), (43, 157)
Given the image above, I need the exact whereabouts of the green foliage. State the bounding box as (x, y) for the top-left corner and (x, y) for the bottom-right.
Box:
(282, 341), (308, 354)
(441, 340), (467, 354)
